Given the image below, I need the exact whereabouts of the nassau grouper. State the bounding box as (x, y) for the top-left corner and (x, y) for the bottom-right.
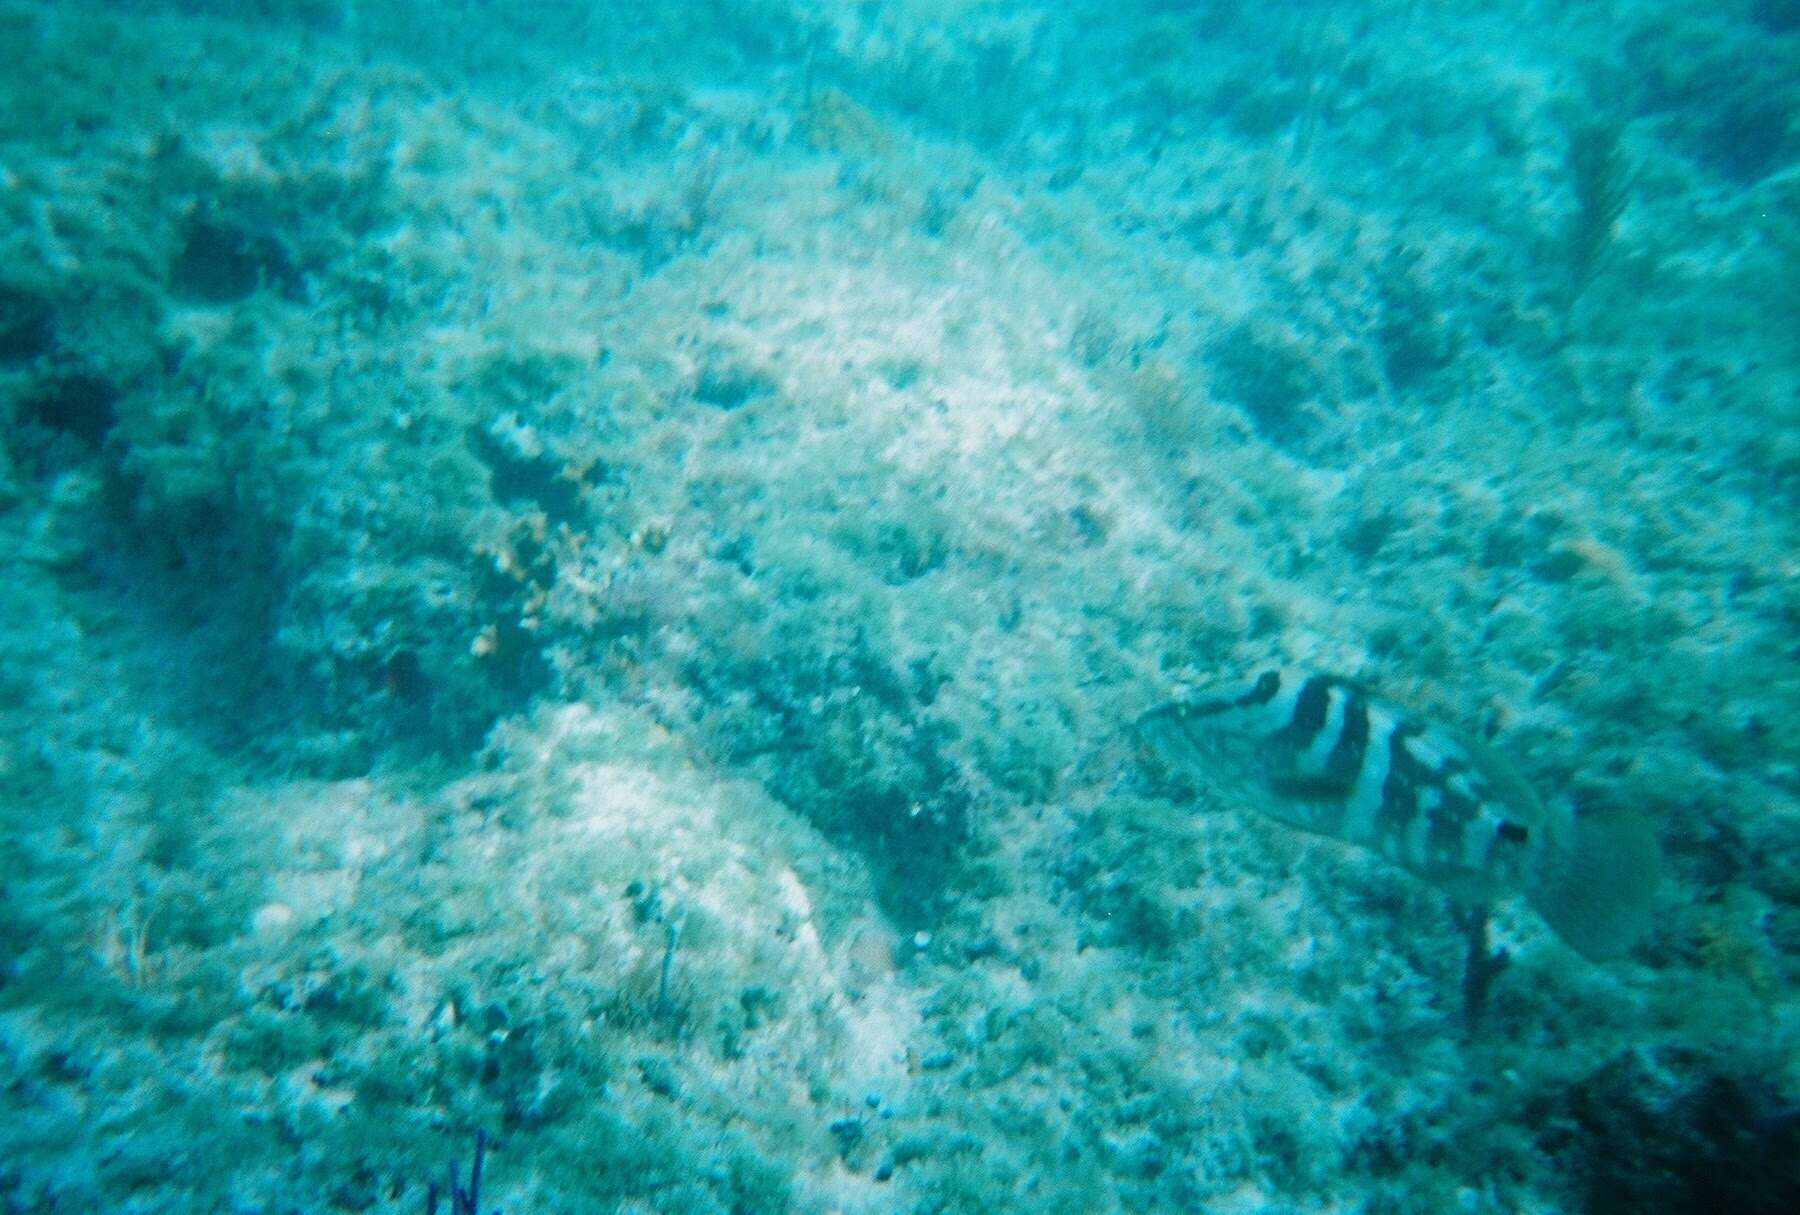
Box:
(1137, 668), (1661, 961)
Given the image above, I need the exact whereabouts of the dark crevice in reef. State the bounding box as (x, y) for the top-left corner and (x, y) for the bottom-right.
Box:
(14, 371), (120, 475)
(1537, 1048), (1800, 1215)
(22, 372), (119, 448)
(168, 210), (300, 304)
(1, 279), (118, 477)
(1753, 0), (1800, 32)
(78, 471), (301, 762)
(0, 281), (57, 363)
(467, 423), (590, 531)
(693, 361), (776, 412)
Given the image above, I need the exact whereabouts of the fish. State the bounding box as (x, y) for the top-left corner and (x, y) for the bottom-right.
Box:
(1137, 667), (1661, 961)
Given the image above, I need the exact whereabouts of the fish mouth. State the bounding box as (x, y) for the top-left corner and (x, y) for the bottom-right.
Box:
(1134, 700), (1261, 779)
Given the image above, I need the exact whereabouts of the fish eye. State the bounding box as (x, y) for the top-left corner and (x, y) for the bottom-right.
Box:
(1496, 821), (1529, 844)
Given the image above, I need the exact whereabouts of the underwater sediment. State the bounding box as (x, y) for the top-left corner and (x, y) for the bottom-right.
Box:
(1, 1), (1796, 1211)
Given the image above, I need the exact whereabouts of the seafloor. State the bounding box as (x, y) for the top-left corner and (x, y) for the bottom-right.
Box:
(1, 1), (1797, 1212)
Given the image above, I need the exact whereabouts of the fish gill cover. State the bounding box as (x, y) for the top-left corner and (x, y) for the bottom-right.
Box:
(0, 1), (1795, 1212)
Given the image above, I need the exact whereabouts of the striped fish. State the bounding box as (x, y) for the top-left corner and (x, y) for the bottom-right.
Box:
(1138, 668), (1660, 960)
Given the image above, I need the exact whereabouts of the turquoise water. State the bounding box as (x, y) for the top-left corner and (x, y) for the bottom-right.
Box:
(1, 1), (1796, 1211)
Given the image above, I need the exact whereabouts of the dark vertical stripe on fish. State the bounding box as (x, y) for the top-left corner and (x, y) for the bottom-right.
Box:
(1378, 720), (1424, 846)
(1283, 675), (1333, 749)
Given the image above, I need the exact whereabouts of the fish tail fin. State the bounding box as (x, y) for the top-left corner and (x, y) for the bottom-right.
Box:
(1527, 811), (1662, 961)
